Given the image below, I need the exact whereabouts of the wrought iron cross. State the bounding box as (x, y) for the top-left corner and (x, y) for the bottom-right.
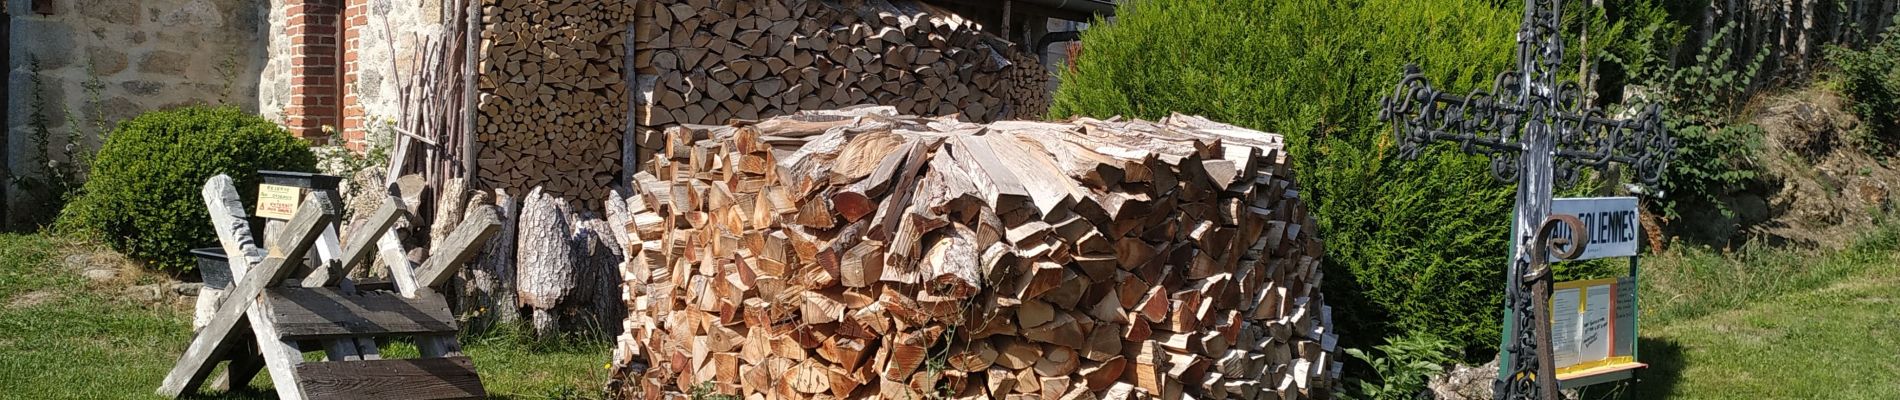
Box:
(1378, 1), (1675, 399)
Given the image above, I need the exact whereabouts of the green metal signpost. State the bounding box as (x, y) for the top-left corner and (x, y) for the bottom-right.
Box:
(1378, 0), (1677, 398)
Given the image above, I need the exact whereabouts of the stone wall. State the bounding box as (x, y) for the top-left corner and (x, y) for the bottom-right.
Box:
(339, 0), (446, 150)
(5, 0), (271, 225)
(256, 0), (291, 123)
(255, 0), (445, 148)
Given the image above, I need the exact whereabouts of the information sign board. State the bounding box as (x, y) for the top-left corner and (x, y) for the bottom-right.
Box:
(1551, 277), (1643, 381)
(1551, 197), (1640, 261)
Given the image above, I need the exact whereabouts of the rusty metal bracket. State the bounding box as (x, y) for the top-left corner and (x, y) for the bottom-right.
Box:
(1516, 213), (1589, 399)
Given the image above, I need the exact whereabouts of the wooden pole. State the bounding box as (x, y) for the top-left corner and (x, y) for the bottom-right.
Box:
(623, 20), (640, 186)
(461, 0), (482, 181)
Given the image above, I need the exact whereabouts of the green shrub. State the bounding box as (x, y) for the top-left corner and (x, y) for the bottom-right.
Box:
(1603, 14), (1770, 221)
(1827, 16), (1900, 152)
(1341, 333), (1458, 400)
(1052, 0), (1533, 355)
(58, 106), (316, 272)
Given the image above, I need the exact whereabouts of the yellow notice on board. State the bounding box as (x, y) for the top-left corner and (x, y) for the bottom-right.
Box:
(256, 184), (303, 220)
(1553, 278), (1630, 376)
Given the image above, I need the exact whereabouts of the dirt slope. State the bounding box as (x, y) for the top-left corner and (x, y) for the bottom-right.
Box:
(1680, 88), (1899, 249)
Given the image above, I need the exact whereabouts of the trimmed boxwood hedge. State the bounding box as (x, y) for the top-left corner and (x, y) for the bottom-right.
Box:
(59, 106), (317, 272)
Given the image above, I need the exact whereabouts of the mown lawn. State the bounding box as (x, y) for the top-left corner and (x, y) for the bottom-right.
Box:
(0, 234), (611, 399)
(10, 220), (1900, 400)
(1584, 223), (1900, 399)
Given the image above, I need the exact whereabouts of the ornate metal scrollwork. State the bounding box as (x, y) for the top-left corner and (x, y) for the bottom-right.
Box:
(1378, 0), (1675, 190)
(1378, 1), (1677, 400)
(1380, 66), (1528, 182)
(1378, 70), (1675, 189)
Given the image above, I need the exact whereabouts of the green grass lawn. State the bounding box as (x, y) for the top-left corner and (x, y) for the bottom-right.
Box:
(0, 234), (611, 399)
(10, 220), (1900, 400)
(1582, 224), (1900, 399)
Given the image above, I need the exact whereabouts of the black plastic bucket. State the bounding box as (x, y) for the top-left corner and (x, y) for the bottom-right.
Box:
(258, 170), (342, 191)
(190, 248), (232, 290)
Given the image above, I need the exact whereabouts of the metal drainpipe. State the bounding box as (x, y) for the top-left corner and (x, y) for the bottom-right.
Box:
(1035, 30), (1082, 66)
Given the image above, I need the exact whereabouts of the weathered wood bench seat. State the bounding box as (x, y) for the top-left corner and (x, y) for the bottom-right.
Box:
(265, 287), (459, 340)
(295, 357), (486, 400)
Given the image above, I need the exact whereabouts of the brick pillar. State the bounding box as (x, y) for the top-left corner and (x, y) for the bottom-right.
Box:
(284, 0), (343, 141)
(341, 0), (368, 151)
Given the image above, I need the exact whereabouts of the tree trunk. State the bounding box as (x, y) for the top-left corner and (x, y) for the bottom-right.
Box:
(515, 187), (577, 337)
(471, 189), (520, 328)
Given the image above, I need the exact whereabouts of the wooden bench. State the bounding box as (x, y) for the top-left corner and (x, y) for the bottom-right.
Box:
(157, 175), (500, 400)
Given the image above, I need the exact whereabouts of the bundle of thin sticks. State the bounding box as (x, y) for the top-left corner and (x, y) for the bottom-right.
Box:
(385, 0), (482, 212)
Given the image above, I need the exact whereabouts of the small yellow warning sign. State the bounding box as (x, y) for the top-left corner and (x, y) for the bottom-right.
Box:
(256, 184), (303, 220)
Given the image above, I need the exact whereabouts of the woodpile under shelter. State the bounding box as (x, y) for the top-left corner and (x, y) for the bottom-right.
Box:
(473, 0), (1104, 205)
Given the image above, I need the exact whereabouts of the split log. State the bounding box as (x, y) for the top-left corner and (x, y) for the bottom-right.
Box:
(470, 189), (520, 328)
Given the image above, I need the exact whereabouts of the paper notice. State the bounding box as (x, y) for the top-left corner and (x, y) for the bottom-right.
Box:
(1550, 288), (1581, 368)
(255, 184), (302, 220)
(1580, 284), (1613, 362)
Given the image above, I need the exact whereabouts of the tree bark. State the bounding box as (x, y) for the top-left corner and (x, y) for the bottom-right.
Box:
(515, 187), (577, 337)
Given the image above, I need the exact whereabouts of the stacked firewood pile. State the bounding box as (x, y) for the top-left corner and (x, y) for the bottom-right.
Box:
(470, 0), (1054, 205)
(608, 107), (1341, 399)
(475, 0), (635, 204)
(631, 0), (1049, 166)
(1001, 49), (1051, 120)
